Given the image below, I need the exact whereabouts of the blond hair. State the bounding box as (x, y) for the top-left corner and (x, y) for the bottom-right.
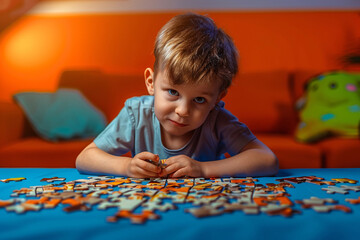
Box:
(153, 13), (238, 92)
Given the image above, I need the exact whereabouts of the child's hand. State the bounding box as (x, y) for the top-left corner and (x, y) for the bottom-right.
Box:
(159, 155), (204, 178)
(126, 152), (162, 178)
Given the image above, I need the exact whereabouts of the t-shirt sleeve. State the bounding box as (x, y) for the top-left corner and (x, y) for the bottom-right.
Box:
(93, 102), (135, 155)
(213, 105), (257, 156)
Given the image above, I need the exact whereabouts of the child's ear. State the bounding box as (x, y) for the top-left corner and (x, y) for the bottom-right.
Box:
(144, 68), (155, 95)
(216, 90), (227, 104)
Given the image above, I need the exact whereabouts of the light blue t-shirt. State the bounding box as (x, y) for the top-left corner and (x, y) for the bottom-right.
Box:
(94, 96), (256, 161)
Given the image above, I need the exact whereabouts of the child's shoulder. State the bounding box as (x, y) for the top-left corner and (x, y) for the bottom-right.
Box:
(120, 96), (155, 122)
(208, 101), (239, 123)
(125, 95), (154, 108)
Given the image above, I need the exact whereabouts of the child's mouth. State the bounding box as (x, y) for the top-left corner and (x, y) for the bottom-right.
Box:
(169, 119), (188, 127)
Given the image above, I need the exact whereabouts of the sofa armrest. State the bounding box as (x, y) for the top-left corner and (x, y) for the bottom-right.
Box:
(0, 101), (26, 147)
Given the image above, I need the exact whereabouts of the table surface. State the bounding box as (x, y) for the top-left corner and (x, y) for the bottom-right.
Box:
(1, 168), (360, 240)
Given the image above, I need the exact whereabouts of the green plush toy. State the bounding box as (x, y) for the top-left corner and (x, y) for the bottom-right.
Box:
(295, 71), (360, 143)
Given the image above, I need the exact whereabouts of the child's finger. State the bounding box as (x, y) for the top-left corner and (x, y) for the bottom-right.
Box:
(137, 159), (161, 173)
(137, 152), (159, 162)
(159, 163), (180, 177)
(163, 157), (176, 165)
(169, 168), (187, 178)
(136, 167), (161, 178)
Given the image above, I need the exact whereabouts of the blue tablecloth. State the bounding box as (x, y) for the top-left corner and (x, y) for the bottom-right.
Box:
(0, 168), (359, 240)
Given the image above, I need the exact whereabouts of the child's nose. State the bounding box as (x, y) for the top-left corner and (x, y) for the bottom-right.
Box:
(175, 101), (190, 116)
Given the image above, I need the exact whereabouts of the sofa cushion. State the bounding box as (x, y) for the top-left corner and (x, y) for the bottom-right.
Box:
(256, 134), (323, 168)
(58, 70), (147, 121)
(223, 71), (297, 134)
(14, 89), (107, 141)
(317, 138), (360, 168)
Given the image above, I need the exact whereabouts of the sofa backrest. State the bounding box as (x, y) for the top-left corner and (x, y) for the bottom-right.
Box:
(58, 70), (147, 123)
(58, 69), (301, 134)
(223, 71), (297, 134)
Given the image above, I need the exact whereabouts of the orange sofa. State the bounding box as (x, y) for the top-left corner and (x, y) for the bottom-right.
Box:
(0, 69), (359, 169)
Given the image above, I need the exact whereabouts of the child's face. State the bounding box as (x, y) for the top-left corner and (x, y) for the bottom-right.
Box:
(145, 68), (224, 146)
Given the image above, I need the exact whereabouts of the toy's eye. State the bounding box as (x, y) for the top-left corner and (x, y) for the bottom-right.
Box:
(311, 84), (318, 91)
(329, 82), (337, 89)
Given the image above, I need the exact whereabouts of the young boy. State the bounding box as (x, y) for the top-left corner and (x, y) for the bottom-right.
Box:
(76, 13), (278, 178)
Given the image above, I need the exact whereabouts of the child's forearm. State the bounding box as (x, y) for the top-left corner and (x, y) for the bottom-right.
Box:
(202, 150), (278, 177)
(76, 143), (131, 176)
(202, 140), (279, 177)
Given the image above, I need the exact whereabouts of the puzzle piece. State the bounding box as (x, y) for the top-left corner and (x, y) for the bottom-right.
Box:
(62, 198), (91, 212)
(312, 205), (351, 213)
(223, 202), (260, 214)
(96, 178), (131, 187)
(99, 198), (145, 211)
(142, 200), (177, 212)
(69, 178), (98, 184)
(88, 176), (114, 181)
(6, 203), (41, 214)
(322, 186), (349, 194)
(295, 197), (351, 213)
(185, 205), (223, 218)
(261, 204), (301, 217)
(276, 177), (305, 184)
(25, 197), (61, 209)
(11, 187), (38, 197)
(297, 196), (336, 205)
(0, 198), (25, 208)
(145, 158), (167, 169)
(228, 177), (257, 186)
(107, 210), (160, 224)
(276, 176), (325, 184)
(253, 194), (293, 206)
(264, 182), (294, 193)
(331, 178), (358, 184)
(0, 177), (26, 183)
(340, 185), (360, 192)
(305, 180), (335, 185)
(40, 177), (66, 183)
(345, 197), (360, 204)
(2, 174), (358, 224)
(40, 192), (82, 199)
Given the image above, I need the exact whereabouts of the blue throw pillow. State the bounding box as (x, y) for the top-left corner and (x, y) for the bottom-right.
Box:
(13, 89), (107, 141)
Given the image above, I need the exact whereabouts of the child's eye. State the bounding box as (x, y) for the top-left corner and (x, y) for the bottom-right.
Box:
(168, 89), (179, 96)
(194, 97), (206, 104)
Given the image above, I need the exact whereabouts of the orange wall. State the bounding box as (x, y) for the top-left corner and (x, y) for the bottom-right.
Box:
(0, 11), (360, 101)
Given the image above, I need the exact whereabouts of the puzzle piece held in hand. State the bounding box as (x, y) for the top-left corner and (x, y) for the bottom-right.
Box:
(145, 158), (167, 169)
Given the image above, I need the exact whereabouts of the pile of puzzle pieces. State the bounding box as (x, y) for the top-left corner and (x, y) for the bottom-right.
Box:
(0, 175), (359, 224)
